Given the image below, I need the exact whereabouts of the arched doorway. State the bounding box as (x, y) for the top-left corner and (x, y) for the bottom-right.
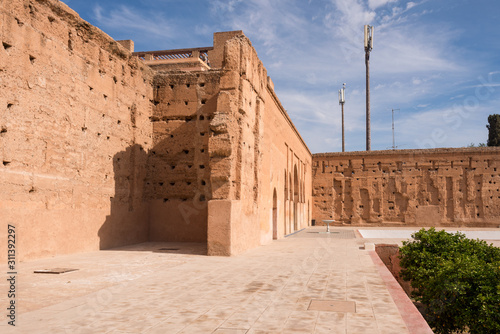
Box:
(273, 188), (278, 240)
(284, 170), (288, 235)
(289, 172), (292, 233)
(294, 165), (299, 231)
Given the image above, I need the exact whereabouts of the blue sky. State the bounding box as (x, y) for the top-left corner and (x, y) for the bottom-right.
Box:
(62, 0), (500, 153)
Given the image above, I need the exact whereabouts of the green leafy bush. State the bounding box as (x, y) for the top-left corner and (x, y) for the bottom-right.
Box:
(399, 228), (500, 334)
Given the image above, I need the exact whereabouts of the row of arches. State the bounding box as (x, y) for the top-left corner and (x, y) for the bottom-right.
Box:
(271, 164), (307, 239)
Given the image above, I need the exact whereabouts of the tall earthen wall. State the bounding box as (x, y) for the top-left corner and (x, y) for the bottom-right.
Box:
(0, 0), (313, 262)
(312, 148), (500, 227)
(146, 71), (221, 243)
(206, 35), (312, 255)
(0, 0), (154, 262)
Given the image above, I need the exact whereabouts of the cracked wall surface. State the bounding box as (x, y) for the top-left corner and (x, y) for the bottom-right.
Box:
(312, 148), (500, 226)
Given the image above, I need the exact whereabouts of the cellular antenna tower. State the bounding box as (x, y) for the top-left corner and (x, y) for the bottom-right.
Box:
(364, 25), (374, 151)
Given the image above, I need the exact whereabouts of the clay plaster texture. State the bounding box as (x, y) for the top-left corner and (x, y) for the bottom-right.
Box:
(2, 0), (497, 264)
(0, 0), (312, 262)
(313, 148), (500, 227)
(144, 32), (312, 256)
(0, 0), (154, 262)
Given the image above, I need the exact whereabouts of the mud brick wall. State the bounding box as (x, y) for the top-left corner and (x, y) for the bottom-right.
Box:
(207, 36), (312, 255)
(0, 0), (313, 261)
(312, 148), (500, 227)
(0, 0), (154, 261)
(146, 71), (221, 242)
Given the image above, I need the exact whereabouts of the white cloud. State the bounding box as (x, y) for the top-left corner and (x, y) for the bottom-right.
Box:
(93, 5), (175, 40)
(406, 2), (417, 10)
(368, 0), (398, 10)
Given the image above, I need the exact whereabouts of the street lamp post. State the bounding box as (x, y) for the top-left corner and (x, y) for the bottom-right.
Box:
(364, 25), (374, 151)
(392, 108), (400, 150)
(339, 83), (346, 152)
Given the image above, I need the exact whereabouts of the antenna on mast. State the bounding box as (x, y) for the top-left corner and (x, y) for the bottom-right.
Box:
(364, 25), (374, 151)
(339, 83), (346, 152)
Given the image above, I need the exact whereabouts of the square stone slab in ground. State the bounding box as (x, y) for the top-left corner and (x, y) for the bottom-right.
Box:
(308, 300), (356, 313)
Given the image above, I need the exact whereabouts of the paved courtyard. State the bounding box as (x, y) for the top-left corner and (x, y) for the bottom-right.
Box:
(8, 226), (497, 333)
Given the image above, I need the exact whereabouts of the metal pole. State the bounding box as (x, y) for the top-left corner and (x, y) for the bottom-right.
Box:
(365, 51), (370, 151)
(392, 108), (395, 150)
(364, 25), (373, 152)
(391, 108), (400, 150)
(339, 83), (346, 152)
(341, 102), (345, 152)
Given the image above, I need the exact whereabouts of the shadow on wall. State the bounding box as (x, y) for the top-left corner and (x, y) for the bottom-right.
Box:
(98, 120), (211, 251)
(98, 144), (149, 250)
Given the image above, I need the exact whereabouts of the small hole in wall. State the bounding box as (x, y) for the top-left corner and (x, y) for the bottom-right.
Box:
(89, 86), (94, 91)
(7, 103), (13, 109)
(117, 120), (121, 125)
(170, 165), (176, 170)
(201, 180), (206, 186)
(199, 115), (205, 120)
(200, 149), (205, 153)
(186, 181), (191, 185)
(186, 84), (190, 88)
(106, 136), (110, 140)
(0, 127), (6, 134)
(103, 94), (108, 100)
(183, 150), (189, 154)
(153, 100), (160, 106)
(170, 182), (175, 186)
(29, 187), (35, 193)
(170, 84), (174, 89)
(201, 99), (206, 105)
(184, 101), (188, 106)
(29, 55), (36, 64)
(199, 165), (205, 169)
(200, 132), (205, 136)
(113, 76), (117, 84)
(188, 165), (192, 169)
(159, 182), (164, 186)
(170, 134), (174, 138)
(2, 42), (12, 50)
(163, 198), (169, 202)
(157, 85), (160, 89)
(3, 161), (11, 166)
(199, 195), (206, 201)
(199, 83), (205, 87)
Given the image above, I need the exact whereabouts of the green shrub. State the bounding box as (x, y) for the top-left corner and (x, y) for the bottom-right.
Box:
(399, 228), (500, 334)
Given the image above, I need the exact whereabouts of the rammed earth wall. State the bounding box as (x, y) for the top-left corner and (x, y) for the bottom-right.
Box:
(312, 148), (500, 226)
(0, 0), (312, 262)
(0, 0), (154, 262)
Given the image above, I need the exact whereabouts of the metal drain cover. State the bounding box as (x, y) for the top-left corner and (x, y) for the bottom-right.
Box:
(308, 300), (356, 313)
(34, 268), (78, 274)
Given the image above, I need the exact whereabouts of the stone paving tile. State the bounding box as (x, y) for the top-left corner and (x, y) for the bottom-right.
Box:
(0, 227), (432, 333)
